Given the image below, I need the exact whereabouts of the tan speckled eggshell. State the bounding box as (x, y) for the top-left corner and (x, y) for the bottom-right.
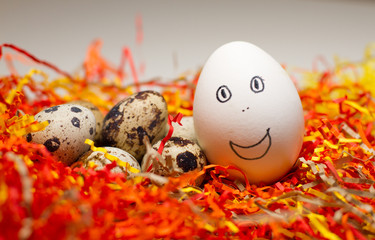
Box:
(142, 136), (207, 175)
(171, 116), (197, 142)
(70, 100), (104, 142)
(101, 91), (168, 162)
(27, 104), (96, 165)
(78, 146), (140, 176)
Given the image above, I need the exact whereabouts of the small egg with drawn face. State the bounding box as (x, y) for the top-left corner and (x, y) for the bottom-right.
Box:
(193, 41), (304, 184)
(27, 104), (96, 165)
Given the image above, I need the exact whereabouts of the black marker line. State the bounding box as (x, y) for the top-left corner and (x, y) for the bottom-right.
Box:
(229, 128), (271, 160)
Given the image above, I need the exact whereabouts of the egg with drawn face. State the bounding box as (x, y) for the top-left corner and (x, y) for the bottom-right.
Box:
(193, 41), (304, 184)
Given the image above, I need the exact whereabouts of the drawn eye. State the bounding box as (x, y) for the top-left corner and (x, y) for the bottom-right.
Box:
(216, 85), (232, 103)
(250, 76), (265, 93)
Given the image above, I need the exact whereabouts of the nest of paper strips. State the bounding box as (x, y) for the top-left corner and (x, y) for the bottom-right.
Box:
(0, 41), (375, 239)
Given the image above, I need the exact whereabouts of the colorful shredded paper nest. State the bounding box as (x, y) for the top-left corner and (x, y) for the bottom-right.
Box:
(1, 41), (375, 240)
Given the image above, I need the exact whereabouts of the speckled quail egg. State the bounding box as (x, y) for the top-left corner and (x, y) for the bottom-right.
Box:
(101, 90), (168, 162)
(141, 136), (207, 176)
(70, 100), (104, 142)
(171, 116), (197, 142)
(78, 146), (140, 176)
(26, 104), (96, 165)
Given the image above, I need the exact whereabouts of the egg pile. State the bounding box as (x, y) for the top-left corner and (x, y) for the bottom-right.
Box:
(28, 90), (206, 178)
(27, 41), (304, 185)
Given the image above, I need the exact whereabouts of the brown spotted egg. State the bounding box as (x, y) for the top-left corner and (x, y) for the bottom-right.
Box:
(171, 116), (197, 142)
(78, 146), (140, 176)
(101, 90), (168, 162)
(70, 100), (104, 142)
(141, 136), (207, 176)
(27, 104), (96, 165)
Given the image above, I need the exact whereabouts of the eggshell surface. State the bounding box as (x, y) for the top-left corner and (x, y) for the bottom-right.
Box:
(70, 100), (104, 142)
(171, 116), (197, 142)
(78, 146), (140, 176)
(142, 136), (207, 176)
(101, 91), (168, 161)
(193, 41), (304, 184)
(27, 104), (96, 165)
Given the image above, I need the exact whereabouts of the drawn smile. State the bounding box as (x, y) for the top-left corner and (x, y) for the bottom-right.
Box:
(229, 128), (271, 160)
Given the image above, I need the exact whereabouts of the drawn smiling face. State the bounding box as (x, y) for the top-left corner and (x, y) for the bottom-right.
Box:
(216, 77), (272, 160)
(193, 41), (305, 184)
(229, 127), (271, 160)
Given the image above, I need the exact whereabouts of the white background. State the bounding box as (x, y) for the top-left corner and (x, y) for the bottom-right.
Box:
(1, 0), (375, 81)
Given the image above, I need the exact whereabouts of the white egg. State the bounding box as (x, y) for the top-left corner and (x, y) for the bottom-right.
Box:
(193, 41), (304, 184)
